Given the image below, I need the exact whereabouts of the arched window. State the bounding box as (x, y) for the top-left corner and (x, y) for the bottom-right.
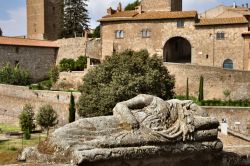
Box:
(223, 59), (233, 69)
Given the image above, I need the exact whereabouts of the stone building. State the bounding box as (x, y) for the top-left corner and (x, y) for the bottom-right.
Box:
(0, 36), (58, 81)
(27, 0), (63, 40)
(99, 0), (250, 71)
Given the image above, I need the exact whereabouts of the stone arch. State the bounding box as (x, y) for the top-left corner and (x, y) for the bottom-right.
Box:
(223, 59), (233, 69)
(163, 36), (192, 63)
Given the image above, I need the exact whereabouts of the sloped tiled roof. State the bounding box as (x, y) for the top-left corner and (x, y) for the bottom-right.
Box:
(99, 11), (198, 22)
(0, 36), (58, 48)
(195, 17), (248, 26)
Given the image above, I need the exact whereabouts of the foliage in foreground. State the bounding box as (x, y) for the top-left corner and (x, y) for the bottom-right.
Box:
(36, 105), (58, 137)
(78, 50), (175, 117)
(19, 104), (36, 140)
(0, 64), (30, 86)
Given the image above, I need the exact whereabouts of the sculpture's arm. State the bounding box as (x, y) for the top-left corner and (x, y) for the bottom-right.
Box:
(113, 94), (154, 130)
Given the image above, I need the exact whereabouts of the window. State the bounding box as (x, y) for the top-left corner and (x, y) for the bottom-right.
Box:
(141, 29), (151, 38)
(15, 60), (19, 67)
(177, 20), (184, 28)
(15, 47), (19, 54)
(216, 32), (225, 40)
(223, 59), (233, 69)
(115, 30), (124, 39)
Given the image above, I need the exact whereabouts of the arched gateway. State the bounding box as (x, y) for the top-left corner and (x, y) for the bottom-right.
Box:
(163, 37), (192, 63)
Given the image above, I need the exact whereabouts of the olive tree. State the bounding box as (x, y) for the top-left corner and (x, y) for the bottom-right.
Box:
(36, 105), (58, 137)
(19, 104), (35, 139)
(78, 50), (175, 117)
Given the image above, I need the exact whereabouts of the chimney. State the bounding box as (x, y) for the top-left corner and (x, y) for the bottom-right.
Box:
(117, 2), (122, 12)
(233, 1), (236, 8)
(135, 5), (142, 14)
(107, 7), (116, 15)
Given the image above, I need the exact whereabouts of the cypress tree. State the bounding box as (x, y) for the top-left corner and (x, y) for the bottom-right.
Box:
(62, 0), (89, 38)
(0, 28), (2, 36)
(69, 92), (76, 123)
(186, 78), (189, 100)
(198, 76), (204, 101)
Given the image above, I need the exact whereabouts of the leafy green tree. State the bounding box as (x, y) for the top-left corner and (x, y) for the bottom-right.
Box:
(49, 66), (59, 84)
(36, 105), (58, 137)
(75, 56), (87, 71)
(0, 64), (30, 86)
(78, 50), (175, 117)
(125, 0), (140, 11)
(69, 93), (76, 123)
(59, 58), (75, 71)
(19, 104), (35, 140)
(62, 0), (89, 38)
(186, 78), (189, 100)
(198, 76), (204, 101)
(92, 25), (100, 38)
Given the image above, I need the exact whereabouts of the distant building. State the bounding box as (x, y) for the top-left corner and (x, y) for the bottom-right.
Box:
(26, 0), (63, 40)
(99, 0), (250, 71)
(0, 36), (58, 81)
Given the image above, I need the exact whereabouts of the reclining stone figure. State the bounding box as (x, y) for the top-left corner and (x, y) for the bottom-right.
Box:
(20, 94), (223, 164)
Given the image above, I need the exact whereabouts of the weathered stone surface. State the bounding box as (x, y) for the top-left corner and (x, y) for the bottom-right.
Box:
(20, 94), (222, 165)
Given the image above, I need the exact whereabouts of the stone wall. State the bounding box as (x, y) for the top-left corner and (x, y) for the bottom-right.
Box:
(165, 63), (250, 100)
(204, 106), (250, 135)
(0, 84), (81, 126)
(55, 37), (101, 64)
(54, 71), (86, 90)
(0, 45), (57, 82)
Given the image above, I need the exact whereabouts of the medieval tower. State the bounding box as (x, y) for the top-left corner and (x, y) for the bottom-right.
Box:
(140, 0), (182, 11)
(26, 0), (63, 40)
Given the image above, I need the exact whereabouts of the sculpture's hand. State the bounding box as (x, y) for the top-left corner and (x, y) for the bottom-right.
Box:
(113, 103), (139, 130)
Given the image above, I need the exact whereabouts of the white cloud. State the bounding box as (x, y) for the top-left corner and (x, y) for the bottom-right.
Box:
(0, 7), (26, 36)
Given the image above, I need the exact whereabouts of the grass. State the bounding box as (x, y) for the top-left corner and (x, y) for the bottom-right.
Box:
(0, 124), (21, 133)
(0, 123), (47, 165)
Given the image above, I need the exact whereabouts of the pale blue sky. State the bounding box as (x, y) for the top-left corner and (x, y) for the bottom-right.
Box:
(0, 0), (249, 36)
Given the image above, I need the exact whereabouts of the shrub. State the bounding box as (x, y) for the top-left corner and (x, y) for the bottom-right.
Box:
(59, 58), (75, 72)
(0, 64), (30, 85)
(36, 105), (58, 137)
(69, 93), (76, 123)
(77, 50), (175, 117)
(19, 104), (35, 140)
(59, 56), (87, 72)
(49, 66), (59, 84)
(75, 56), (87, 71)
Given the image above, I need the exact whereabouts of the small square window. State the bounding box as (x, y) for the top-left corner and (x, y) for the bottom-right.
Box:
(216, 32), (225, 40)
(115, 30), (124, 39)
(142, 29), (151, 38)
(177, 20), (184, 28)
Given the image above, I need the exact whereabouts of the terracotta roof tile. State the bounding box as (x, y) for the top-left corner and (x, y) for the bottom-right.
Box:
(99, 11), (197, 22)
(195, 17), (248, 26)
(0, 36), (58, 48)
